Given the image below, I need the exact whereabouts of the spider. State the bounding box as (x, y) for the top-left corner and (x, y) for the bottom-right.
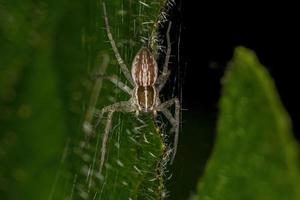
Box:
(95, 3), (180, 174)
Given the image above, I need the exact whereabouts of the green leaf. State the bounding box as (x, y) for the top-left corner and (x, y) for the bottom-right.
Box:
(58, 1), (172, 199)
(196, 47), (300, 200)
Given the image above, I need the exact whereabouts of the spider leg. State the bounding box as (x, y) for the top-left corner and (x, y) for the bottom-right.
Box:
(102, 2), (134, 86)
(99, 110), (113, 175)
(157, 22), (172, 92)
(93, 74), (132, 95)
(156, 98), (180, 163)
(94, 101), (134, 174)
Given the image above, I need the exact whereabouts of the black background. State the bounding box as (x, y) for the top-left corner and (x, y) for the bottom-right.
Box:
(167, 1), (300, 199)
(178, 1), (300, 139)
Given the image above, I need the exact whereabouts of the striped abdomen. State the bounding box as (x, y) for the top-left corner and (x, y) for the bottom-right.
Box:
(131, 47), (158, 86)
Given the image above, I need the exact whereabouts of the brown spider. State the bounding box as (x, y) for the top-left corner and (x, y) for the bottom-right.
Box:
(95, 3), (180, 174)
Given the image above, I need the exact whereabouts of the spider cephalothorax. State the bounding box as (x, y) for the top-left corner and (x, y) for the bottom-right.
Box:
(95, 3), (180, 174)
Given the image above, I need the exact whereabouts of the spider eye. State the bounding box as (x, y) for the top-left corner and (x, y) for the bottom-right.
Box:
(131, 48), (158, 86)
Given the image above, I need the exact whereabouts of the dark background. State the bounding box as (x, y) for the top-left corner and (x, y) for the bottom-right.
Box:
(168, 1), (300, 199)
(179, 1), (300, 139)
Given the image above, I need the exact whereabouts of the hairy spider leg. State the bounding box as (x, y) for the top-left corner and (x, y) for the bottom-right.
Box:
(94, 101), (134, 174)
(93, 74), (132, 95)
(102, 2), (134, 86)
(157, 98), (180, 163)
(100, 111), (113, 175)
(157, 22), (172, 92)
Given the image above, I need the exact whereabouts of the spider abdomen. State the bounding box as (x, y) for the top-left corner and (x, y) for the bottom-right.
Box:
(135, 86), (156, 112)
(131, 48), (158, 87)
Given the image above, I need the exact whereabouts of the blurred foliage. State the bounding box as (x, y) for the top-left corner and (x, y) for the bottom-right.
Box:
(0, 0), (173, 199)
(196, 47), (300, 200)
(0, 0), (88, 199)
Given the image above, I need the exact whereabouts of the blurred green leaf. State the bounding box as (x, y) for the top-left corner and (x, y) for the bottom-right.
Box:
(196, 47), (300, 200)
(0, 1), (85, 199)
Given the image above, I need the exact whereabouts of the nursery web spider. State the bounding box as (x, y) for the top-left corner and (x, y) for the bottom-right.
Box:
(95, 2), (180, 173)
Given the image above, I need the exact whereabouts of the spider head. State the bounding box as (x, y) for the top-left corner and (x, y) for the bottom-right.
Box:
(135, 86), (156, 113)
(131, 47), (158, 87)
